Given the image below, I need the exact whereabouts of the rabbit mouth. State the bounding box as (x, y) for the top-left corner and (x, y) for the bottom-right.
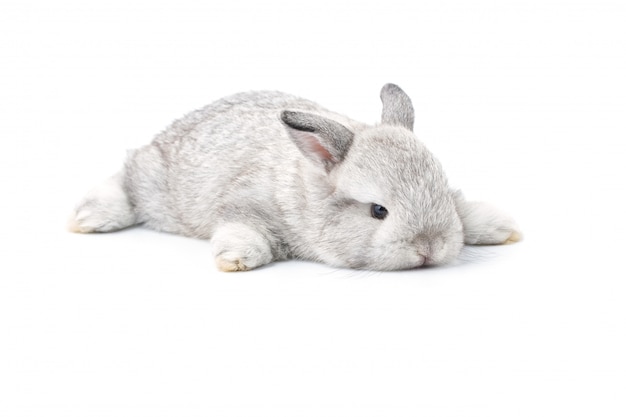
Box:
(335, 237), (458, 271)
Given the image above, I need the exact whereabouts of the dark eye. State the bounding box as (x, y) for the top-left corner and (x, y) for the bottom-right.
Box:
(370, 204), (388, 220)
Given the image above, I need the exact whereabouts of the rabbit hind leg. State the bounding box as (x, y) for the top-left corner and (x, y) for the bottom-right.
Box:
(68, 172), (137, 233)
(454, 193), (522, 245)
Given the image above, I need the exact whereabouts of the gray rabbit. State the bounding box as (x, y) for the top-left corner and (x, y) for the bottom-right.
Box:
(69, 84), (521, 271)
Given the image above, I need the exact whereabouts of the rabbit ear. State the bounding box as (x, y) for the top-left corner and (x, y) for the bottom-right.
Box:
(380, 83), (415, 131)
(281, 110), (354, 171)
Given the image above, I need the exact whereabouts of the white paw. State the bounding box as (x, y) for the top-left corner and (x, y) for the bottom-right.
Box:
(455, 197), (522, 245)
(465, 225), (522, 246)
(68, 203), (132, 233)
(215, 252), (254, 272)
(68, 173), (136, 233)
(211, 223), (273, 272)
(68, 207), (100, 233)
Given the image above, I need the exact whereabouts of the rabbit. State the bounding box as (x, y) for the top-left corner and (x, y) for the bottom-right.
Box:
(69, 83), (521, 271)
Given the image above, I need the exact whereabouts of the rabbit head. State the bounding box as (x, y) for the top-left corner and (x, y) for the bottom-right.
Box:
(281, 84), (464, 270)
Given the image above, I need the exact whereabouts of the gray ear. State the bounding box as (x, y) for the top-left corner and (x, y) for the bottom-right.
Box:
(281, 110), (354, 170)
(380, 83), (415, 131)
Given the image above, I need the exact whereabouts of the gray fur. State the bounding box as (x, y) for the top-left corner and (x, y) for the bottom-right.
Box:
(69, 84), (521, 271)
(380, 83), (415, 131)
(281, 110), (354, 170)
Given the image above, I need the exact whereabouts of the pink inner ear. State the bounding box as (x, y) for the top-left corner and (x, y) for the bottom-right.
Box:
(290, 129), (336, 164)
(309, 140), (333, 161)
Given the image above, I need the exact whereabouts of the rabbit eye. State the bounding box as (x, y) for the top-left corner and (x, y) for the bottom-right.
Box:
(370, 204), (388, 220)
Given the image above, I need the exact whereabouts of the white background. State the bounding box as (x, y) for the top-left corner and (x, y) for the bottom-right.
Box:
(1, 0), (625, 416)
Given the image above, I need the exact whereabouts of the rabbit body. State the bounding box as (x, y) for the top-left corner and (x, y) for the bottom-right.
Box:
(125, 91), (339, 239)
(126, 91), (370, 267)
(70, 84), (521, 271)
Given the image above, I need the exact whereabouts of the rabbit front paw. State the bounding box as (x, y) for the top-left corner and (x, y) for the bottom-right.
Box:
(215, 252), (256, 272)
(211, 223), (273, 272)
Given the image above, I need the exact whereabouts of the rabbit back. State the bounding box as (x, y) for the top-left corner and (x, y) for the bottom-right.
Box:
(123, 91), (343, 239)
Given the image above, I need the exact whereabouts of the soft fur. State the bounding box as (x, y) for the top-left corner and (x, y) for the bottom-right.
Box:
(69, 84), (521, 271)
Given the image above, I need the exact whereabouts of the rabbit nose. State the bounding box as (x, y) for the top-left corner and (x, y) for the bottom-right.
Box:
(414, 237), (438, 265)
(415, 243), (432, 265)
